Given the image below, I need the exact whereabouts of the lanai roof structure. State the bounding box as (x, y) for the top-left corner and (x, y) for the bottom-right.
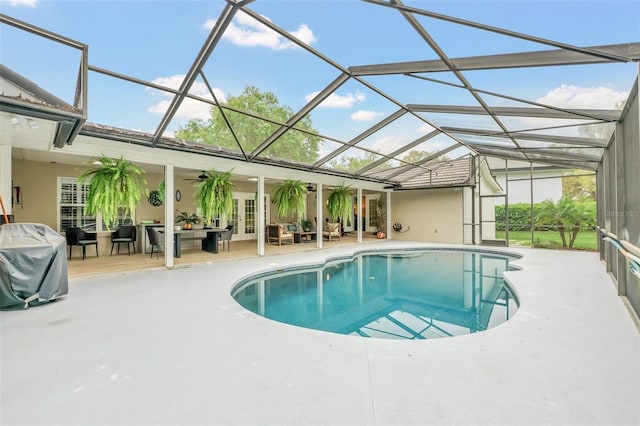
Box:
(1, 0), (638, 187)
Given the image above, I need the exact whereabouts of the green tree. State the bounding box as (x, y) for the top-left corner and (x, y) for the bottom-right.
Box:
(565, 202), (595, 248)
(535, 196), (594, 248)
(176, 86), (321, 163)
(402, 150), (449, 163)
(562, 170), (596, 200)
(328, 152), (383, 172)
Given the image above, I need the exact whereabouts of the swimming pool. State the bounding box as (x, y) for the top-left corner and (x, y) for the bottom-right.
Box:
(232, 249), (520, 340)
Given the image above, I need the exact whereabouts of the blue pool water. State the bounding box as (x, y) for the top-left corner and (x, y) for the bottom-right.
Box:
(232, 249), (520, 340)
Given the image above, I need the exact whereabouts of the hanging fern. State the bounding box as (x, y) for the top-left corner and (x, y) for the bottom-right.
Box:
(79, 155), (148, 228)
(272, 179), (307, 219)
(327, 183), (352, 223)
(194, 169), (234, 223)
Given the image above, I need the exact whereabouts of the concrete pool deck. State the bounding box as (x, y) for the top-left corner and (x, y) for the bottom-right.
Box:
(1, 242), (639, 426)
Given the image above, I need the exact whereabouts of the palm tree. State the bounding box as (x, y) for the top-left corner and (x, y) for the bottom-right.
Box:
(536, 196), (592, 248)
(565, 202), (595, 248)
(536, 197), (572, 248)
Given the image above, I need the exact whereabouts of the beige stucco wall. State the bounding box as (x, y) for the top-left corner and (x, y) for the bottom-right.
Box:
(389, 188), (463, 244)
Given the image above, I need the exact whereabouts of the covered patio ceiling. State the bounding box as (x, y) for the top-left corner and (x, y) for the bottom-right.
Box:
(1, 0), (639, 186)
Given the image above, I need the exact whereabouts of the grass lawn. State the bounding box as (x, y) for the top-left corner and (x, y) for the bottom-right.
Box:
(495, 230), (597, 251)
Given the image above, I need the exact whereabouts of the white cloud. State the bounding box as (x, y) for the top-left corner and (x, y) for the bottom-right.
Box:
(536, 84), (628, 109)
(147, 74), (226, 120)
(351, 110), (384, 122)
(0, 0), (36, 6)
(305, 91), (366, 108)
(370, 135), (405, 155)
(148, 99), (213, 120)
(206, 11), (317, 50)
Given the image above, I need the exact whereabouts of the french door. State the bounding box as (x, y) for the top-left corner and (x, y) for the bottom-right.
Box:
(364, 194), (380, 233)
(229, 192), (270, 241)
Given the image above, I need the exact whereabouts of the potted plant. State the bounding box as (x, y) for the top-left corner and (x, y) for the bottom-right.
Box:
(194, 169), (234, 226)
(327, 183), (352, 224)
(301, 218), (314, 232)
(79, 155), (148, 229)
(272, 179), (308, 221)
(175, 211), (200, 230)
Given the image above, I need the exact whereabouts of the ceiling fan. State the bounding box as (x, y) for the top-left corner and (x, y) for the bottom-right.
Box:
(306, 183), (316, 192)
(184, 171), (208, 182)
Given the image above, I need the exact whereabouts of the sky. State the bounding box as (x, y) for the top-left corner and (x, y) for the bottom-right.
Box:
(1, 0), (639, 161)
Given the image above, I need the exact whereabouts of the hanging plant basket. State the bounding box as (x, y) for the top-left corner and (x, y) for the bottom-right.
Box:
(272, 179), (307, 220)
(79, 155), (147, 229)
(327, 183), (352, 223)
(148, 190), (163, 206)
(194, 169), (234, 223)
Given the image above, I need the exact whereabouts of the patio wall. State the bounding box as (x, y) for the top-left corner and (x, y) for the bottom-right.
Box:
(390, 188), (463, 244)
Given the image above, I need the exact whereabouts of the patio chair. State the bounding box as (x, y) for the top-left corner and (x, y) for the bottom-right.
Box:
(322, 222), (341, 241)
(110, 225), (137, 256)
(146, 226), (162, 259)
(219, 224), (234, 251)
(65, 227), (99, 260)
(266, 224), (294, 245)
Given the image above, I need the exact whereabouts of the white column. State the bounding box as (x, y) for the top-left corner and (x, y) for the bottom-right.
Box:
(316, 183), (323, 249)
(357, 187), (363, 243)
(386, 190), (392, 240)
(257, 175), (265, 256)
(164, 165), (175, 268)
(0, 145), (12, 216)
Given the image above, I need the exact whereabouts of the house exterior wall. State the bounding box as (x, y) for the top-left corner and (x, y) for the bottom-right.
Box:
(12, 159), (169, 255)
(390, 188), (463, 244)
(493, 169), (563, 204)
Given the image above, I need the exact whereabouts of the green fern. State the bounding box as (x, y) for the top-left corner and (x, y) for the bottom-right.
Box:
(272, 179), (307, 219)
(194, 169), (234, 222)
(79, 155), (147, 229)
(327, 183), (352, 223)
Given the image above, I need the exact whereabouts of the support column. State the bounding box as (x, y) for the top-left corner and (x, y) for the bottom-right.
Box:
(316, 183), (323, 249)
(0, 145), (12, 215)
(164, 165), (175, 268)
(529, 162), (534, 248)
(257, 175), (265, 256)
(385, 190), (391, 240)
(357, 187), (362, 243)
(614, 121), (626, 296)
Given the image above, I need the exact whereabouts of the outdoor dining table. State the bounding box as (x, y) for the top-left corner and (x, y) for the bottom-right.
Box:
(160, 228), (225, 258)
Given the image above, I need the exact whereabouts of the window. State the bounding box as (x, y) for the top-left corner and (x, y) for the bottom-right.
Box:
(57, 177), (132, 232)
